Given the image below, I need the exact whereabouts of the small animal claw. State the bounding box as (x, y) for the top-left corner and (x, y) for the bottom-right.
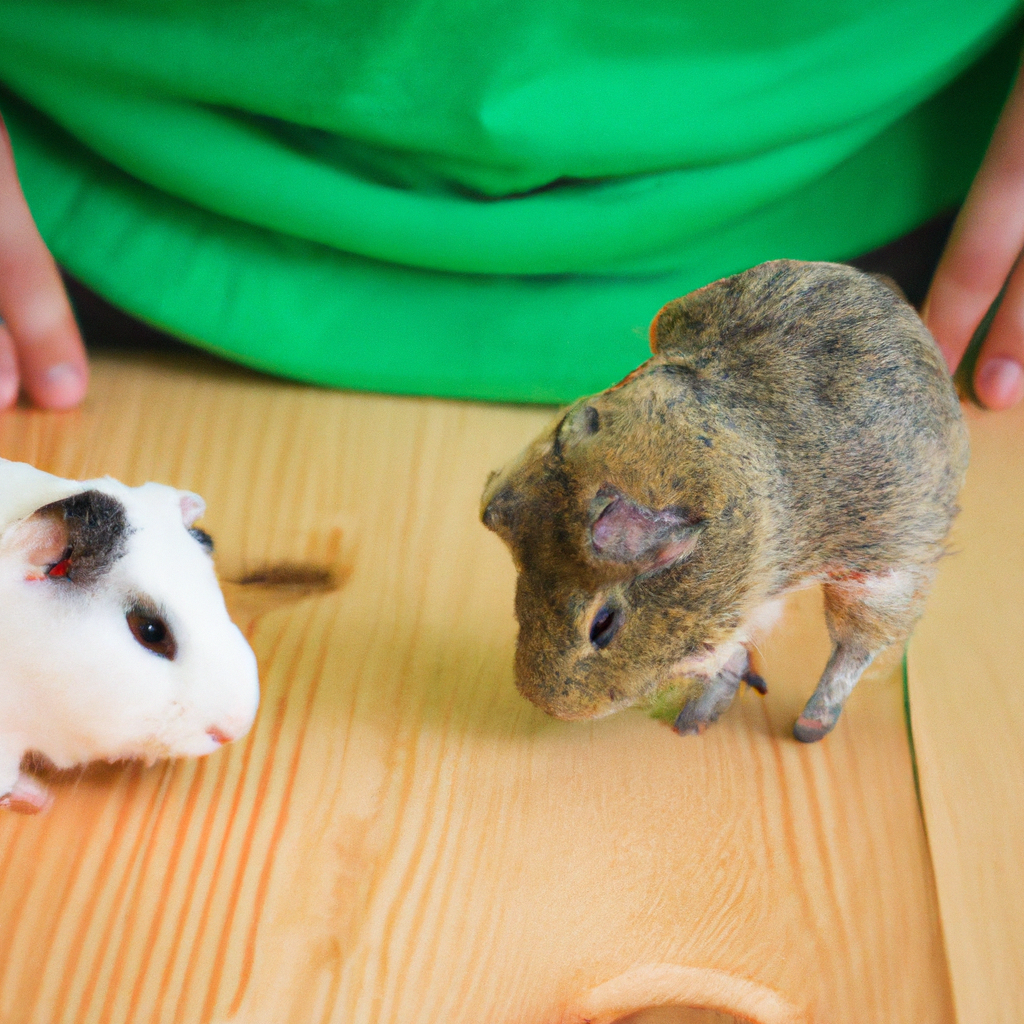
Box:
(743, 669), (768, 695)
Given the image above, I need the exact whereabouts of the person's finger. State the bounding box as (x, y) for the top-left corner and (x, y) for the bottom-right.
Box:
(924, 54), (1024, 375)
(0, 322), (21, 409)
(0, 112), (87, 409)
(971, 250), (1024, 408)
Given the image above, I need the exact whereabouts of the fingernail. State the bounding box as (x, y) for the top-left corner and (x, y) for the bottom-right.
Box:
(976, 357), (1024, 409)
(41, 362), (85, 408)
(0, 373), (18, 409)
(45, 361), (81, 386)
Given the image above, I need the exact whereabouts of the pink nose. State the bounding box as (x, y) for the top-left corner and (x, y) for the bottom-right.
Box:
(206, 726), (234, 747)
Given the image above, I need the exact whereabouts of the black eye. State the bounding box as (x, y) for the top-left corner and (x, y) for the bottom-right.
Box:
(127, 606), (177, 660)
(589, 603), (623, 649)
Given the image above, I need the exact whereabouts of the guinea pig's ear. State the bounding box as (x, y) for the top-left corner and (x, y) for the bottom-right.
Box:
(1, 490), (130, 585)
(589, 486), (704, 571)
(177, 492), (214, 553)
(0, 510), (68, 578)
(178, 492), (206, 528)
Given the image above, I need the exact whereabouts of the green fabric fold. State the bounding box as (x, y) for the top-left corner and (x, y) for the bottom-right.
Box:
(1, 0), (1021, 401)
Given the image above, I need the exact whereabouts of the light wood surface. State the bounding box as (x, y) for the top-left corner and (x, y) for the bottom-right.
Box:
(907, 398), (1024, 1024)
(0, 350), (954, 1023)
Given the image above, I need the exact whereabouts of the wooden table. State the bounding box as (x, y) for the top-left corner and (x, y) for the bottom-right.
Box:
(0, 347), (1014, 1023)
(908, 398), (1024, 1024)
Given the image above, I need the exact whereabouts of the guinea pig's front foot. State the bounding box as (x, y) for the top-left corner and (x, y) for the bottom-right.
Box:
(0, 746), (51, 813)
(673, 650), (749, 736)
(0, 770), (52, 814)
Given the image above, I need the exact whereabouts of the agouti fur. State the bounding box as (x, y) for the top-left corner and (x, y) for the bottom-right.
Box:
(481, 260), (969, 742)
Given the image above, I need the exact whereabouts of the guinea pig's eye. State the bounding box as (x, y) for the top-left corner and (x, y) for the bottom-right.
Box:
(589, 603), (623, 650)
(126, 606), (177, 660)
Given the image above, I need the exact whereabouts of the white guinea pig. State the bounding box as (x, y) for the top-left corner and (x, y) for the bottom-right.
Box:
(0, 458), (259, 813)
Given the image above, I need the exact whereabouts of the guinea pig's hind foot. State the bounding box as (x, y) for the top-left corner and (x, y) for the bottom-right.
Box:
(793, 686), (844, 742)
(792, 713), (838, 743)
(0, 771), (53, 814)
(793, 641), (875, 743)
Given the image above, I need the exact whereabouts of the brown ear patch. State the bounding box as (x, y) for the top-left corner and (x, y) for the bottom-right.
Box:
(31, 490), (132, 587)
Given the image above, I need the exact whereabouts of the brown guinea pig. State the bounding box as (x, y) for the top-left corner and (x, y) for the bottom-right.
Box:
(481, 260), (969, 742)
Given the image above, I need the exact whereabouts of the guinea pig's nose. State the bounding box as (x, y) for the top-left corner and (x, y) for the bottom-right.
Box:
(206, 726), (234, 747)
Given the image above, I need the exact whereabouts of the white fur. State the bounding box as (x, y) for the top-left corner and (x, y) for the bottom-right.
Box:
(669, 595), (786, 680)
(0, 459), (259, 810)
(825, 567), (922, 612)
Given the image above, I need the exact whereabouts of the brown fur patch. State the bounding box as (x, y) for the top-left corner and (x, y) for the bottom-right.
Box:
(482, 261), (969, 732)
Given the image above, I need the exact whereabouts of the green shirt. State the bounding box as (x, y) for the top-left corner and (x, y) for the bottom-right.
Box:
(1, 0), (1021, 402)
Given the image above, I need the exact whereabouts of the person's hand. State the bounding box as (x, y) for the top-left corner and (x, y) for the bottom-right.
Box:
(925, 54), (1024, 410)
(0, 111), (88, 409)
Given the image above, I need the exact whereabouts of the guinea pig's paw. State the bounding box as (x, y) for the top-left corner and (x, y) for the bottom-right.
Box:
(672, 707), (709, 737)
(0, 771), (53, 814)
(672, 666), (743, 736)
(672, 694), (724, 736)
(673, 700), (725, 736)
(793, 713), (837, 744)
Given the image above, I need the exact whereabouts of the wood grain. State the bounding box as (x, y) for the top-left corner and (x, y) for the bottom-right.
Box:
(0, 350), (952, 1023)
(907, 398), (1024, 1024)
